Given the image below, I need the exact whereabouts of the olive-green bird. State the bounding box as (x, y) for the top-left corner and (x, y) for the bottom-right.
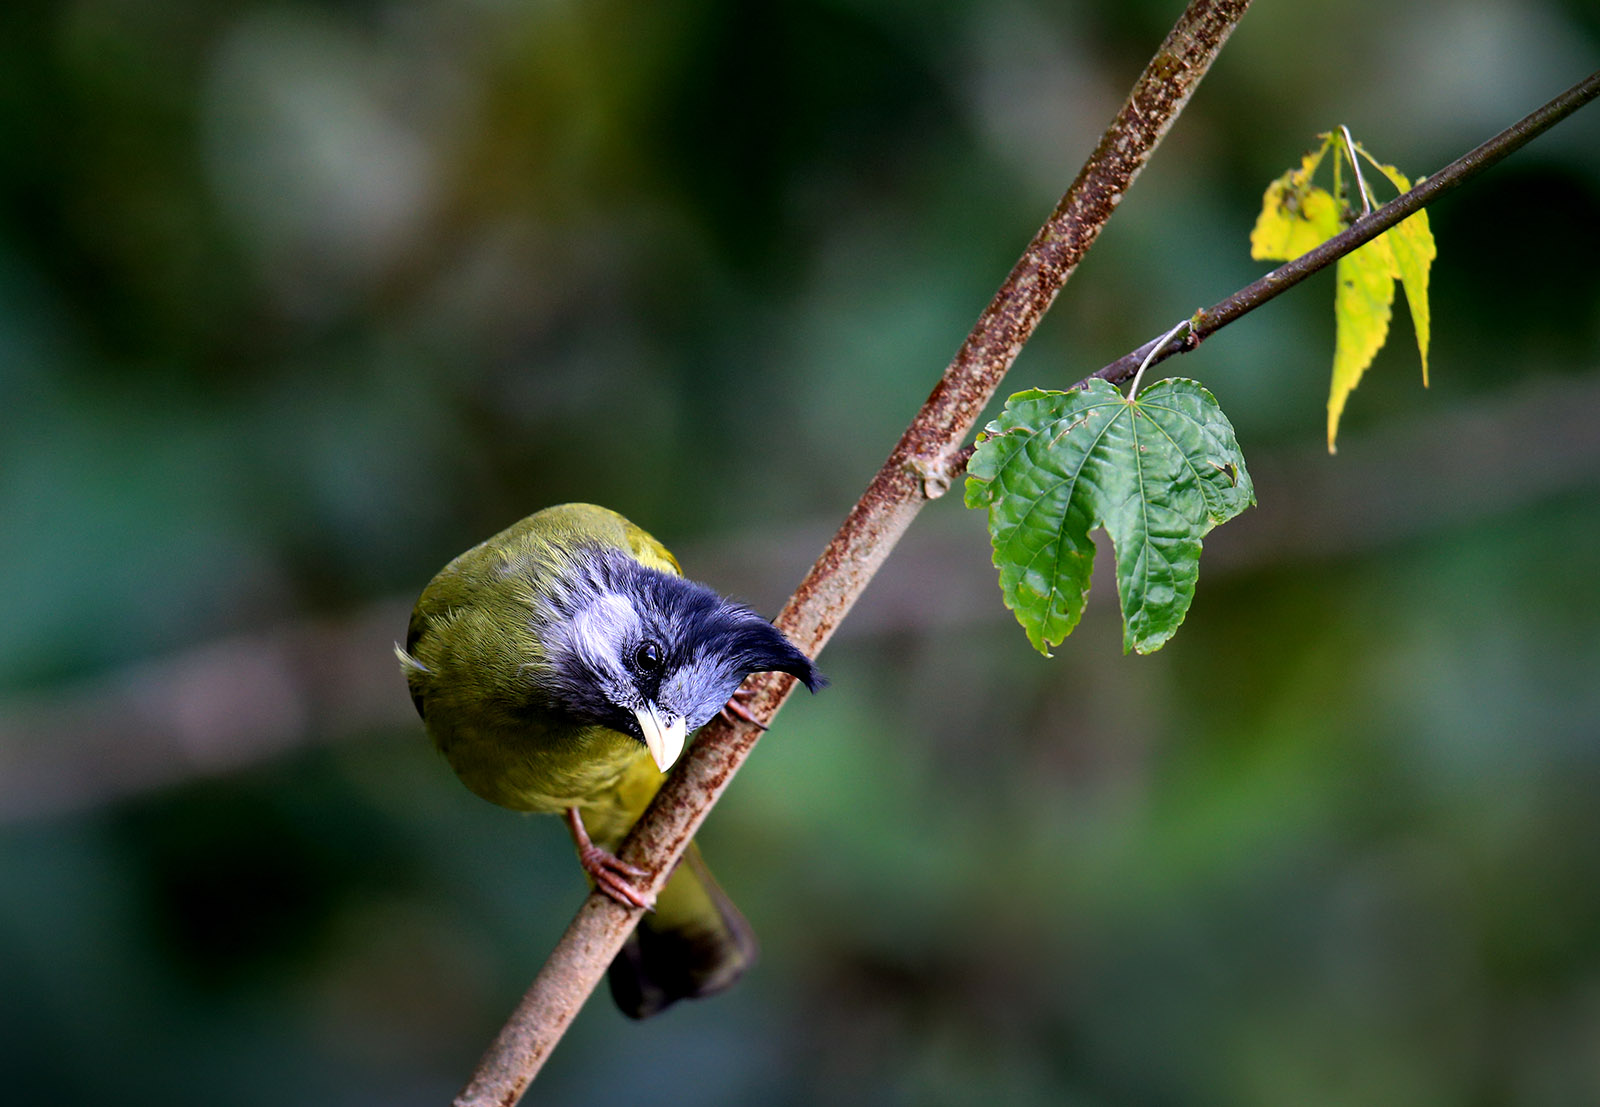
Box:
(398, 503), (824, 1018)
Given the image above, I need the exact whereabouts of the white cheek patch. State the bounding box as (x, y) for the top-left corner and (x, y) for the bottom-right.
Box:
(560, 591), (642, 684)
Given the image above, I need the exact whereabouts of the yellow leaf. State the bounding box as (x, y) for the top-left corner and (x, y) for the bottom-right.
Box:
(1254, 133), (1438, 451)
(1251, 148), (1341, 262)
(1366, 159), (1436, 386)
(1328, 234), (1398, 452)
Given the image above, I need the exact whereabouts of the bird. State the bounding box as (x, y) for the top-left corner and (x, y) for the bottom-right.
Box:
(397, 503), (825, 1017)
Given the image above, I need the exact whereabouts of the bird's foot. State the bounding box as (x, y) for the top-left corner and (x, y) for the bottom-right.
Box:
(565, 807), (654, 911)
(719, 686), (768, 730)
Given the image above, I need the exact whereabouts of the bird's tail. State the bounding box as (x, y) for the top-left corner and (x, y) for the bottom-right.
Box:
(607, 842), (757, 1019)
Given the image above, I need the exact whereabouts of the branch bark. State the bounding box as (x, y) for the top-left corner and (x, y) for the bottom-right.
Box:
(452, 1), (1255, 1102)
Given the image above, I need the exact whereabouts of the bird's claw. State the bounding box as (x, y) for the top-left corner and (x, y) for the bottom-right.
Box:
(719, 686), (768, 730)
(579, 845), (654, 910)
(566, 807), (655, 911)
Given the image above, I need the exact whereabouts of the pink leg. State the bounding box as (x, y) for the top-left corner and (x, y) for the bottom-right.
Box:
(564, 807), (653, 910)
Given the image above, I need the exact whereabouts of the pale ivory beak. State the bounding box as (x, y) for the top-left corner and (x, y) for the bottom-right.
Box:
(635, 703), (688, 772)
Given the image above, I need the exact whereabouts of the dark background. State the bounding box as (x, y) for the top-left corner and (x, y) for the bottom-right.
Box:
(3, 0), (1600, 1103)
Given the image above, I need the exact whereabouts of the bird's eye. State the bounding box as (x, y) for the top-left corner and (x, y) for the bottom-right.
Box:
(633, 640), (664, 674)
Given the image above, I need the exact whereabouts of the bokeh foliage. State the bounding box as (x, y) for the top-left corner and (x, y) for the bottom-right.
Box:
(2, 0), (1599, 1104)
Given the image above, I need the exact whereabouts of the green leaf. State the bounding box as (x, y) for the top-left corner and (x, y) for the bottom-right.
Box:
(1328, 233), (1398, 451)
(965, 379), (1255, 655)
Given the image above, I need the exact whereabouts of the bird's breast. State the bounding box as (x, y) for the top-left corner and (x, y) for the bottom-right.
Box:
(440, 716), (650, 822)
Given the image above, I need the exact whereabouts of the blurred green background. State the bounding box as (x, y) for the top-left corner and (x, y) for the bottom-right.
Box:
(4, 0), (1600, 1103)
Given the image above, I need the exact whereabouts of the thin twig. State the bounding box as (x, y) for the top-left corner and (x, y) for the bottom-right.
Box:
(1086, 68), (1600, 390)
(451, 2), (1256, 1102)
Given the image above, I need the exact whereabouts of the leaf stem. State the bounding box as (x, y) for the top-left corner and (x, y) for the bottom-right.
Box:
(1339, 124), (1372, 215)
(1127, 317), (1193, 398)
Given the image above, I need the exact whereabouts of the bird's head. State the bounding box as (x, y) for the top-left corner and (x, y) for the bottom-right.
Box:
(533, 546), (825, 772)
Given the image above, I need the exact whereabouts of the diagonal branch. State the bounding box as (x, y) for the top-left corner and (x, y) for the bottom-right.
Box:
(452, 2), (1255, 1103)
